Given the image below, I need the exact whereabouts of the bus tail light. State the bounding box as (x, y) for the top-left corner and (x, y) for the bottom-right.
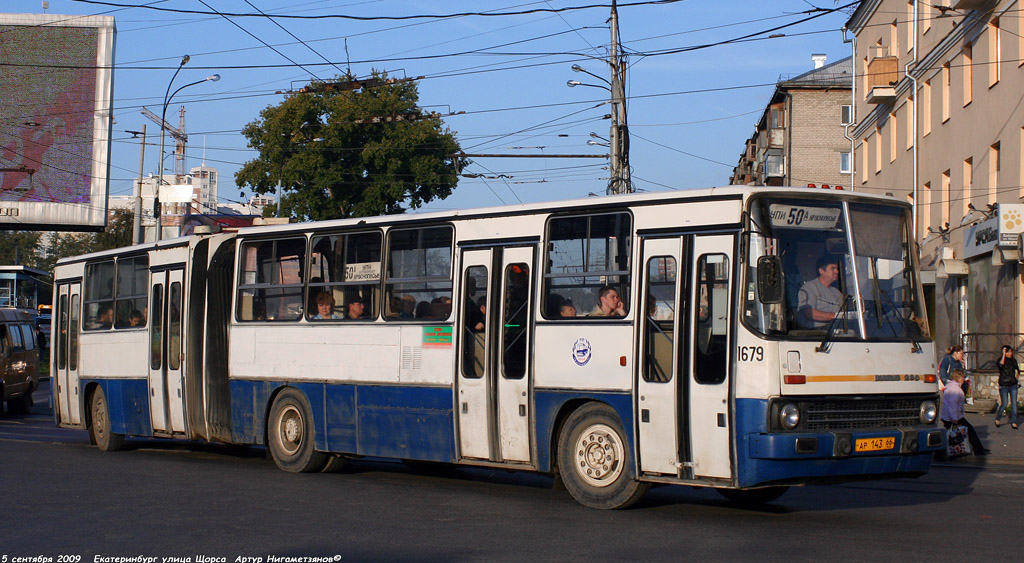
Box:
(784, 375), (806, 384)
(923, 374), (937, 383)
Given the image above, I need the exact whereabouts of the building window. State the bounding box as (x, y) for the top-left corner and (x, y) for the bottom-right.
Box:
(963, 43), (973, 107)
(922, 80), (932, 136)
(942, 62), (950, 122)
(841, 104), (853, 125)
(989, 143), (1000, 203)
(922, 181), (931, 240)
(963, 157), (973, 218)
(989, 18), (1000, 86)
(890, 113), (898, 163)
(905, 102), (914, 151)
(840, 152), (852, 174)
(875, 126), (882, 173)
(860, 140), (869, 184)
(891, 19), (899, 58)
(770, 107), (785, 129)
(942, 170), (951, 228)
(907, 2), (915, 50)
(862, 56), (870, 99)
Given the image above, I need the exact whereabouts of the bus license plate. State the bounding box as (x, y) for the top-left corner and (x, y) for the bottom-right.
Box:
(855, 437), (895, 452)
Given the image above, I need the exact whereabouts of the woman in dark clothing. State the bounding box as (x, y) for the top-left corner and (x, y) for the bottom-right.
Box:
(938, 345), (964, 386)
(995, 345), (1019, 429)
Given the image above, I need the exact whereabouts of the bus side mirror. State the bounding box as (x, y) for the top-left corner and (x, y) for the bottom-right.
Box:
(757, 256), (784, 304)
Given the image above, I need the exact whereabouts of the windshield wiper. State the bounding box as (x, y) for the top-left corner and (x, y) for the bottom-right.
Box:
(877, 288), (923, 353)
(816, 293), (853, 353)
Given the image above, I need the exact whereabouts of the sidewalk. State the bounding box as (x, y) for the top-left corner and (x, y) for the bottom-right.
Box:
(939, 409), (1024, 467)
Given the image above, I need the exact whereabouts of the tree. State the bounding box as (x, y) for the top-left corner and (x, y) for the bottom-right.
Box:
(0, 231), (42, 267)
(236, 71), (468, 220)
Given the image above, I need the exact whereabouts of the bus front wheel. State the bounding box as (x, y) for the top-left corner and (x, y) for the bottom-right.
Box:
(89, 387), (125, 452)
(557, 402), (649, 509)
(268, 389), (327, 473)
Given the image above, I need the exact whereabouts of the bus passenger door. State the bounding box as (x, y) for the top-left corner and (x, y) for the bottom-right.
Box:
(687, 234), (734, 480)
(457, 249), (493, 460)
(637, 238), (683, 475)
(495, 246), (533, 463)
(54, 282), (82, 425)
(149, 268), (186, 434)
(457, 246), (534, 464)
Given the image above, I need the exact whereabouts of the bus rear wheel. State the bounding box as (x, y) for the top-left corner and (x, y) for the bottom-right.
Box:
(557, 403), (649, 509)
(89, 387), (125, 452)
(268, 389), (327, 473)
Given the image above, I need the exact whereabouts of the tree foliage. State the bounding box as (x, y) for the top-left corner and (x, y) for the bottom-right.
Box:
(236, 71), (468, 220)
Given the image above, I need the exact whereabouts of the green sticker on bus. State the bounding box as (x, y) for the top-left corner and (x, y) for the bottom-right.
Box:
(423, 326), (453, 348)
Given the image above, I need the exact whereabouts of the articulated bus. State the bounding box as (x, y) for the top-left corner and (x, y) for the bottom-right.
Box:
(52, 186), (944, 509)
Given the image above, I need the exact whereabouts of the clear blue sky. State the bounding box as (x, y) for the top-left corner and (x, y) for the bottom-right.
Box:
(7, 0), (857, 214)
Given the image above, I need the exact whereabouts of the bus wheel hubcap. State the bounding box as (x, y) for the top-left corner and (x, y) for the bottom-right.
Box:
(574, 423), (623, 487)
(279, 405), (302, 455)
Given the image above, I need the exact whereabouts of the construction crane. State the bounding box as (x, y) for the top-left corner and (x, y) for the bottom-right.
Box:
(141, 106), (189, 179)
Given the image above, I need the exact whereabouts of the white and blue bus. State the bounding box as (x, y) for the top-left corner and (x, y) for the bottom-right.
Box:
(52, 186), (943, 509)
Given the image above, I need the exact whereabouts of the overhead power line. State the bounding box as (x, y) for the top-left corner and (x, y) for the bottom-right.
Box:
(69, 0), (687, 21)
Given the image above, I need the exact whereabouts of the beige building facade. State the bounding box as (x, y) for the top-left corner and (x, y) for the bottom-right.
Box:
(847, 0), (1024, 396)
(731, 56), (853, 189)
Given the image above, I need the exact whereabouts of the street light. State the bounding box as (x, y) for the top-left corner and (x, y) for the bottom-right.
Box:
(572, 63), (611, 85)
(155, 54), (219, 241)
(566, 79), (610, 91)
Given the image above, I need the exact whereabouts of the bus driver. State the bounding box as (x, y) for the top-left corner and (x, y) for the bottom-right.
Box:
(797, 255), (841, 329)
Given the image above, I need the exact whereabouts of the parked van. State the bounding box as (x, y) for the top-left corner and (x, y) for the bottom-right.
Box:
(0, 308), (40, 414)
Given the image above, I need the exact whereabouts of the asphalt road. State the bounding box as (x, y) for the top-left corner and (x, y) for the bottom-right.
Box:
(2, 381), (1021, 562)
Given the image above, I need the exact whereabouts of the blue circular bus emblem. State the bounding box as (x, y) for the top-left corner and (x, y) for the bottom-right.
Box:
(572, 337), (592, 366)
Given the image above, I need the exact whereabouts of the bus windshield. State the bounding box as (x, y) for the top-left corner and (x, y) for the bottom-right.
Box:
(744, 196), (928, 341)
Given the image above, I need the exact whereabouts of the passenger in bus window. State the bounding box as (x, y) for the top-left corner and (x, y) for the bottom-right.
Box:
(399, 295), (416, 318)
(346, 295), (367, 320)
(589, 286), (626, 317)
(311, 292), (344, 320)
(560, 302), (577, 318)
(128, 310), (144, 327)
(91, 306), (114, 329)
(797, 255), (841, 329)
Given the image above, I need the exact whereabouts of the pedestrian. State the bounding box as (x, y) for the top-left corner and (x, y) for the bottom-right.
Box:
(938, 344), (964, 386)
(995, 344), (1019, 429)
(941, 369), (989, 455)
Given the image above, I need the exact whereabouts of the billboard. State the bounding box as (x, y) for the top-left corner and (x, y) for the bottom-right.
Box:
(0, 13), (115, 231)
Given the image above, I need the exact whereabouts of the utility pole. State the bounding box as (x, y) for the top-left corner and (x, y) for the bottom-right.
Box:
(131, 124), (146, 245)
(607, 0), (631, 195)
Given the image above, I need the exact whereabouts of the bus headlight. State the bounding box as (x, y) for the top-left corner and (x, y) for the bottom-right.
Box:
(780, 404), (800, 430)
(920, 400), (937, 424)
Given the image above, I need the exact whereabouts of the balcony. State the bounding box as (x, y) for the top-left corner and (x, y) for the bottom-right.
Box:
(867, 55), (899, 104)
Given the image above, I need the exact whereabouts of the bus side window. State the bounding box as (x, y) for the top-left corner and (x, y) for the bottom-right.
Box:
(236, 238), (306, 322)
(543, 212), (631, 319)
(115, 256), (149, 328)
(384, 226), (453, 321)
(308, 231), (382, 321)
(8, 322), (23, 350)
(83, 260), (115, 331)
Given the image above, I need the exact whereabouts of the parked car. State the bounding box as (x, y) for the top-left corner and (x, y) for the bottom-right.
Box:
(0, 308), (40, 414)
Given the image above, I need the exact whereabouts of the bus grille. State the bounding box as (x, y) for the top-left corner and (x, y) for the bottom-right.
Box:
(803, 398), (921, 430)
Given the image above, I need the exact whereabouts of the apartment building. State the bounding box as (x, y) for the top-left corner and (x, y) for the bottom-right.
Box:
(847, 0), (1024, 391)
(730, 55), (853, 188)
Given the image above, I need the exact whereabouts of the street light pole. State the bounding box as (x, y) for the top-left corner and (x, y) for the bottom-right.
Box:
(155, 55), (219, 241)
